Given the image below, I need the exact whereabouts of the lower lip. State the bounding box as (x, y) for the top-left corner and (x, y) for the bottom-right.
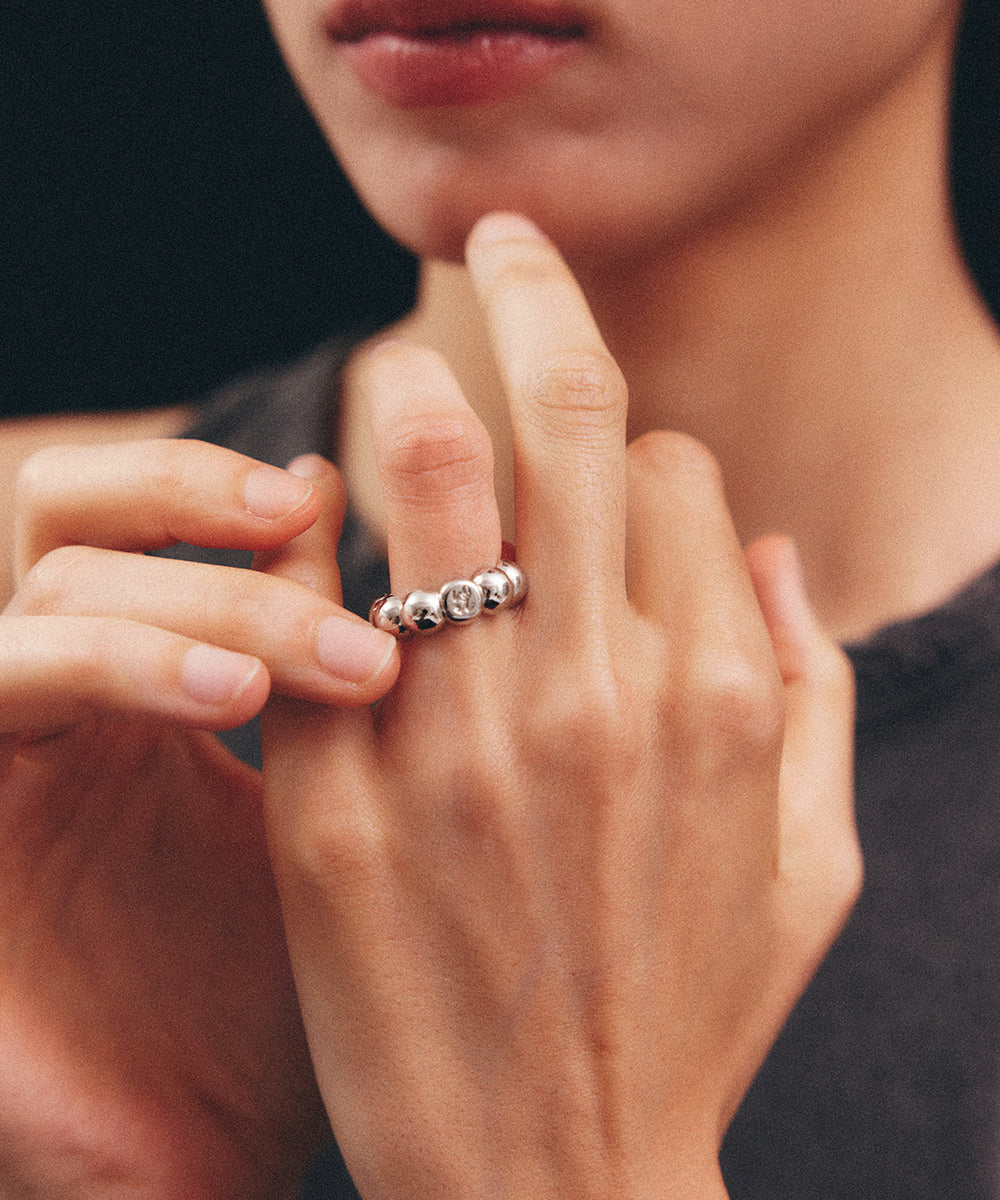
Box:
(333, 28), (582, 107)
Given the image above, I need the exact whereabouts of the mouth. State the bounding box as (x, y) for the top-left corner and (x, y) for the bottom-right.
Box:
(326, 0), (588, 42)
(324, 0), (588, 107)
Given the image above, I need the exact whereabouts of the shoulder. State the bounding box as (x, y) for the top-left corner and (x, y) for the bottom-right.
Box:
(182, 335), (362, 466)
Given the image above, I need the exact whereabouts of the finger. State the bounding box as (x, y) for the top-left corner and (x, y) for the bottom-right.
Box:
(11, 546), (398, 706)
(14, 439), (322, 579)
(254, 454), (348, 602)
(626, 430), (773, 658)
(355, 338), (502, 596)
(745, 535), (861, 946)
(255, 453), (403, 698)
(0, 616), (270, 736)
(715, 536), (859, 1119)
(465, 213), (628, 612)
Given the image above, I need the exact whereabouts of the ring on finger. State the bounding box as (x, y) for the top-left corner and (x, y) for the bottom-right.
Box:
(369, 560), (527, 638)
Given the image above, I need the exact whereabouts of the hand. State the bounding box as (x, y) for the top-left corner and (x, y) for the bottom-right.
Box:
(262, 214), (860, 1200)
(0, 442), (399, 1198)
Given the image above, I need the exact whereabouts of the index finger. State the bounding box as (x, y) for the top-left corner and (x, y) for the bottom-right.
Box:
(465, 213), (628, 615)
(14, 439), (321, 580)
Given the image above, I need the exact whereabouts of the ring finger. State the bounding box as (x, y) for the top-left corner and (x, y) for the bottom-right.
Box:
(356, 338), (503, 600)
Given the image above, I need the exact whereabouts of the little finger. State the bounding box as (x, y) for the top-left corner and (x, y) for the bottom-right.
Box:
(745, 535), (860, 932)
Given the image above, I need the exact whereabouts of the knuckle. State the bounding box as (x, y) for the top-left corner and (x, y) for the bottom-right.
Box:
(15, 445), (69, 511)
(15, 546), (92, 615)
(524, 662), (640, 775)
(833, 835), (865, 917)
(281, 797), (386, 904)
(139, 440), (199, 508)
(435, 757), (524, 850)
(524, 351), (628, 429)
(381, 416), (493, 501)
(58, 637), (117, 695)
(817, 640), (856, 709)
(683, 647), (785, 757)
(811, 831), (864, 940)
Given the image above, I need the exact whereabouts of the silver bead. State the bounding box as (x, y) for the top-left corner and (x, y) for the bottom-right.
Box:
(401, 588), (445, 633)
(369, 593), (408, 638)
(441, 578), (485, 622)
(497, 560), (528, 606)
(474, 566), (513, 610)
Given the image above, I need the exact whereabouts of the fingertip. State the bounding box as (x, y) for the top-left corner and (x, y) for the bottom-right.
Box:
(253, 456), (347, 600)
(345, 639), (401, 707)
(467, 211), (548, 250)
(747, 535), (854, 714)
(286, 453), (341, 485)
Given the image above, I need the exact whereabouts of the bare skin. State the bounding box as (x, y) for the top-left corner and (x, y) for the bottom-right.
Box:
(340, 10), (1000, 643)
(0, 407), (190, 608)
(0, 0), (987, 1191)
(264, 216), (859, 1200)
(0, 441), (399, 1196)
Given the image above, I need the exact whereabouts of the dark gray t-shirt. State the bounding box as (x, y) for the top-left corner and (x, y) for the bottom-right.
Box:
(179, 340), (1000, 1199)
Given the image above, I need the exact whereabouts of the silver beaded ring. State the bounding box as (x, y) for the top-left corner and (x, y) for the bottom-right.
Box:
(369, 560), (528, 638)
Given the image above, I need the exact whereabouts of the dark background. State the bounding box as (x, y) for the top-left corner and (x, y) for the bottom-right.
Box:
(3, 0), (417, 418)
(3, 0), (998, 418)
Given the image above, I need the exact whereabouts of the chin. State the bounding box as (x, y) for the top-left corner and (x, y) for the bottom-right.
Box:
(324, 110), (772, 273)
(336, 150), (683, 270)
(362, 192), (484, 264)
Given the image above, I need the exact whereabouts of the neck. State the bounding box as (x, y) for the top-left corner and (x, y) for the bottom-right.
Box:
(344, 21), (1000, 642)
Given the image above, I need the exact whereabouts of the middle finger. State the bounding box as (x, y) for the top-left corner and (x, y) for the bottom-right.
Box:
(465, 213), (628, 616)
(10, 548), (397, 705)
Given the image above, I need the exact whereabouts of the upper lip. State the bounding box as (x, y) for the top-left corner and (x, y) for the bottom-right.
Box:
(324, 0), (589, 40)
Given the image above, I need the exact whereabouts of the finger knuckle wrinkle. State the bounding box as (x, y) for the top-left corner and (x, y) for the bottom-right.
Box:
(141, 443), (198, 508)
(19, 546), (91, 614)
(383, 417), (493, 497)
(525, 353), (627, 425)
(489, 254), (565, 299)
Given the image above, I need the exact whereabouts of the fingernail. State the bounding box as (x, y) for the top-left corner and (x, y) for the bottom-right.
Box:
(244, 466), (314, 520)
(316, 615), (396, 685)
(181, 644), (261, 706)
(470, 212), (546, 245)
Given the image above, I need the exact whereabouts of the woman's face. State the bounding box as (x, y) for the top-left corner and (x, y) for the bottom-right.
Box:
(262, 0), (960, 262)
